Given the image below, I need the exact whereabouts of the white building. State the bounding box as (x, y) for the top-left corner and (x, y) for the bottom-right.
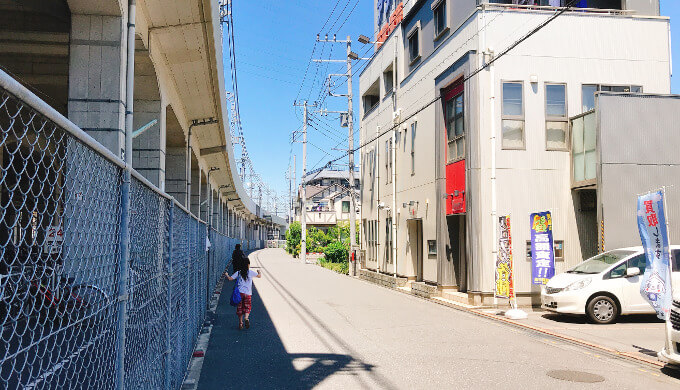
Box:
(359, 0), (671, 305)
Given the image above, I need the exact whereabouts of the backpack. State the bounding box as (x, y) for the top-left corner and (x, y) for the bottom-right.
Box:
(229, 280), (241, 306)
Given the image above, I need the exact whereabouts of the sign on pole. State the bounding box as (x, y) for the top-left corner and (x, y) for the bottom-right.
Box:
(637, 189), (673, 320)
(495, 215), (515, 301)
(530, 211), (555, 285)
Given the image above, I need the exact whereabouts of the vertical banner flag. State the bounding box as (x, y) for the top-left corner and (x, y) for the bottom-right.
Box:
(531, 211), (555, 285)
(495, 216), (515, 300)
(637, 190), (672, 320)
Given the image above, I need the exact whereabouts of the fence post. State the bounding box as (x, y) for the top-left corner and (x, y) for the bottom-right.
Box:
(116, 1), (136, 388)
(165, 203), (174, 390)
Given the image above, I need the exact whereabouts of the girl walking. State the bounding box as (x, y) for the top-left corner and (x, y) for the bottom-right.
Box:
(225, 258), (261, 330)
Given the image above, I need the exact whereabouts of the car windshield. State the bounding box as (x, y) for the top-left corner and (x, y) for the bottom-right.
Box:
(568, 250), (636, 274)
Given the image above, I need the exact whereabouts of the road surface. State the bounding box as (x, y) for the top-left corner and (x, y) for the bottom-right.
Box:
(198, 249), (680, 389)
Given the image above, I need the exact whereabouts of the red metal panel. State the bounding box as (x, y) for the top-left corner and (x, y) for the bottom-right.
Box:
(445, 160), (465, 215)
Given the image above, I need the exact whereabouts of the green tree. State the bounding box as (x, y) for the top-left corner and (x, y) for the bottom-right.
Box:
(307, 227), (330, 253)
(285, 221), (301, 257)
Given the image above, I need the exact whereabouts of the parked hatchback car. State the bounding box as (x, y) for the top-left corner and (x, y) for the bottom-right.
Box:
(542, 246), (680, 324)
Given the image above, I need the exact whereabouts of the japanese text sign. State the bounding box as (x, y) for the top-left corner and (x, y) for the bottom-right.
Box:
(637, 190), (672, 320)
(531, 211), (555, 285)
(495, 216), (515, 300)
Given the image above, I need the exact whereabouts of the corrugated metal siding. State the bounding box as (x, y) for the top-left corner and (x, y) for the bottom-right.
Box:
(598, 94), (680, 250)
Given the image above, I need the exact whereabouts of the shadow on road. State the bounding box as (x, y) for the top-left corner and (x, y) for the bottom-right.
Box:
(197, 282), (374, 389)
(540, 313), (663, 324)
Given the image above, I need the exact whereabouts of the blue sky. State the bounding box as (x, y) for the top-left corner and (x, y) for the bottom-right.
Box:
(227, 1), (679, 214)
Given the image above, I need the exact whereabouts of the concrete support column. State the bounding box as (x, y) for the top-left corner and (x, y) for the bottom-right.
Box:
(132, 95), (164, 188)
(68, 14), (126, 156)
(190, 168), (201, 217)
(165, 146), (186, 204)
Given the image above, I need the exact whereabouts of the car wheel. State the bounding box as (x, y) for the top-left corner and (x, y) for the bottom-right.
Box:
(587, 295), (618, 324)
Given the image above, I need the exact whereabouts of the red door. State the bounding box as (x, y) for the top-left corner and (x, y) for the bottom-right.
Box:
(443, 81), (465, 215)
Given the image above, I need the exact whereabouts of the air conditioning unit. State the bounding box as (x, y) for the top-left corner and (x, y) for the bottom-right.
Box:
(392, 108), (402, 124)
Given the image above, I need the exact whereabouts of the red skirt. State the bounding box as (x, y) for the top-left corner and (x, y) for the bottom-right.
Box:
(236, 293), (252, 316)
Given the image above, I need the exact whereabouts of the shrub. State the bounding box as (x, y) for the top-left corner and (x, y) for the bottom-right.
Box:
(323, 241), (348, 263)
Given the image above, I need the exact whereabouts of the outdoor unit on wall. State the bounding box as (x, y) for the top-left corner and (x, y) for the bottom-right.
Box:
(392, 108), (402, 125)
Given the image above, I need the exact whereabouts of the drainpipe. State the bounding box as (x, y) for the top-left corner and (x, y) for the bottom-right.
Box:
(186, 124), (192, 209)
(392, 39), (398, 279)
(376, 126), (381, 274)
(116, 1), (135, 389)
(488, 47), (498, 307)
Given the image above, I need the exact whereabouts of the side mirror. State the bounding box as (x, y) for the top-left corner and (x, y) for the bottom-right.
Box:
(626, 267), (641, 278)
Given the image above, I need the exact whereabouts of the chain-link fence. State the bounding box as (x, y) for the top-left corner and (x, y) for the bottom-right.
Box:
(0, 70), (253, 388)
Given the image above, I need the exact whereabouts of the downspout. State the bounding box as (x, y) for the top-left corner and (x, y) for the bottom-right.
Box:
(376, 126), (381, 273)
(116, 1), (135, 389)
(489, 49), (497, 306)
(392, 39), (398, 279)
(186, 123), (192, 209)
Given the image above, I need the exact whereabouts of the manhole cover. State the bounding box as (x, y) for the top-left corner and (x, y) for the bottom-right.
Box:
(547, 370), (605, 383)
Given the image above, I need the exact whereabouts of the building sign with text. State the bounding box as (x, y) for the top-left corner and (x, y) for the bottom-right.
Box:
(495, 216), (515, 300)
(637, 190), (673, 320)
(530, 211), (555, 285)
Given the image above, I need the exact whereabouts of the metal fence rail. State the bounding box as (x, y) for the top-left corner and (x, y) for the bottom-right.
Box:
(0, 71), (253, 388)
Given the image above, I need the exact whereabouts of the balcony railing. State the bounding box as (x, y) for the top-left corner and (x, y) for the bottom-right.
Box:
(480, 2), (635, 16)
(571, 110), (597, 188)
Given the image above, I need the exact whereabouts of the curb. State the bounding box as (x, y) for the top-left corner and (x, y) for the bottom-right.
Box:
(351, 267), (670, 370)
(182, 270), (229, 390)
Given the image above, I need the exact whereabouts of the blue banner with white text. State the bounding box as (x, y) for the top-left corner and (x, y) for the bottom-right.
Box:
(531, 211), (555, 285)
(637, 190), (672, 320)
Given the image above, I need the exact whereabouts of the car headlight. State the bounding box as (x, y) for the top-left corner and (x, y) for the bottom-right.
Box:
(564, 277), (592, 291)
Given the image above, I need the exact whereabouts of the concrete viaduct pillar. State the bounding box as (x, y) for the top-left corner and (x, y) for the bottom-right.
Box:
(68, 11), (126, 157)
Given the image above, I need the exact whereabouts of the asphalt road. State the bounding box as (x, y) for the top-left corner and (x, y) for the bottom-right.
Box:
(198, 249), (680, 389)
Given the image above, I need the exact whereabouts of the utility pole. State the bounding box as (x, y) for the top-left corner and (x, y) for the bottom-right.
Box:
(293, 100), (316, 264)
(314, 34), (369, 275)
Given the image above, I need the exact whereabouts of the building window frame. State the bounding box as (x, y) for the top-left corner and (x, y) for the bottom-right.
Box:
(411, 121), (416, 175)
(445, 90), (465, 163)
(407, 21), (421, 65)
(544, 82), (569, 151)
(383, 64), (394, 98)
(431, 0), (449, 42)
(581, 83), (642, 112)
(501, 80), (526, 150)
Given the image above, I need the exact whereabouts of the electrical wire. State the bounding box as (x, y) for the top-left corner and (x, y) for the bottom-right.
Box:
(304, 1), (580, 177)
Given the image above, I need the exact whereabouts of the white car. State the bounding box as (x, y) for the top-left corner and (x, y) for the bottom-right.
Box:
(541, 246), (680, 324)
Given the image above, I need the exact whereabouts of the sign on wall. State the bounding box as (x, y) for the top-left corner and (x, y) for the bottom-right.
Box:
(495, 215), (515, 300)
(530, 211), (555, 285)
(637, 190), (673, 320)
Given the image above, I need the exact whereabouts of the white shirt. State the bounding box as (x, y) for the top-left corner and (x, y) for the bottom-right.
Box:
(231, 269), (258, 295)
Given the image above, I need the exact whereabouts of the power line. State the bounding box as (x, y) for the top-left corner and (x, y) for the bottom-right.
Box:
(312, 1), (580, 172)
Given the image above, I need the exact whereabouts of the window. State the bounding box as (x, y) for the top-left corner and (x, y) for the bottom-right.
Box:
(411, 121), (416, 175)
(383, 66), (394, 96)
(545, 83), (568, 150)
(502, 82), (525, 149)
(362, 79), (380, 115)
(342, 201), (350, 213)
(553, 240), (564, 261)
(427, 240), (437, 256)
(581, 84), (643, 112)
(386, 217), (393, 263)
(433, 0), (447, 39)
(407, 25), (420, 64)
(628, 254), (646, 274)
(385, 139), (392, 183)
(445, 93), (464, 161)
(609, 262), (627, 279)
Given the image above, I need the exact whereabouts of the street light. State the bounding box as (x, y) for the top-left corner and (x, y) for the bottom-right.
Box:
(357, 34), (372, 44)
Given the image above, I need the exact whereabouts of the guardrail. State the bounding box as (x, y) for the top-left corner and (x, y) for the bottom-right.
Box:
(0, 70), (255, 388)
